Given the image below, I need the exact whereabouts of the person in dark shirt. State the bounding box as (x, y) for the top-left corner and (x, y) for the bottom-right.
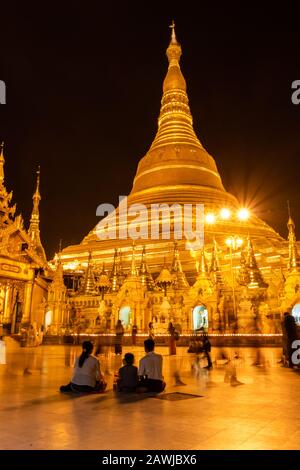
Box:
(116, 353), (139, 392)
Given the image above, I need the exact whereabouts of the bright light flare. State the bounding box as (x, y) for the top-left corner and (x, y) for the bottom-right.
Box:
(237, 208), (250, 220)
(205, 213), (216, 224)
(220, 208), (231, 220)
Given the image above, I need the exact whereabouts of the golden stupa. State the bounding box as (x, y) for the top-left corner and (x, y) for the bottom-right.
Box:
(50, 24), (300, 337)
(61, 24), (283, 280)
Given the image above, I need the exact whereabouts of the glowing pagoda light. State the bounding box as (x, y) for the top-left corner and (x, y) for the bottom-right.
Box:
(237, 208), (250, 220)
(236, 238), (243, 247)
(205, 213), (216, 224)
(225, 237), (233, 247)
(220, 208), (231, 219)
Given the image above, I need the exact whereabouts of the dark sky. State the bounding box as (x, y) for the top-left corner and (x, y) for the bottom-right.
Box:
(1, 2), (300, 258)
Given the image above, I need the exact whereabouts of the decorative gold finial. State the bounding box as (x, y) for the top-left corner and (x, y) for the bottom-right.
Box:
(169, 20), (177, 44)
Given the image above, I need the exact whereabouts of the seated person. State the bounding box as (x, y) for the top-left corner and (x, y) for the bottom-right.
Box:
(115, 352), (139, 392)
(138, 338), (166, 393)
(60, 340), (106, 393)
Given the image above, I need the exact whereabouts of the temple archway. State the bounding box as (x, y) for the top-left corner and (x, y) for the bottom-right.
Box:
(119, 305), (132, 328)
(292, 303), (300, 325)
(192, 305), (208, 331)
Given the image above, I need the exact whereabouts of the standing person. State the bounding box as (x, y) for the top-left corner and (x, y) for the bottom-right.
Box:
(282, 312), (299, 368)
(0, 336), (6, 365)
(168, 322), (177, 355)
(131, 324), (138, 346)
(201, 332), (212, 369)
(148, 322), (155, 340)
(60, 341), (106, 393)
(115, 319), (124, 355)
(138, 338), (166, 392)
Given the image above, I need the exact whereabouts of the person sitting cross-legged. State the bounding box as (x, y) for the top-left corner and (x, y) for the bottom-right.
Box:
(138, 338), (166, 393)
(115, 352), (139, 392)
(60, 341), (106, 393)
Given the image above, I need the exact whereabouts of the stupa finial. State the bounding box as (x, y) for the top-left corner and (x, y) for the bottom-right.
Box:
(169, 19), (177, 44)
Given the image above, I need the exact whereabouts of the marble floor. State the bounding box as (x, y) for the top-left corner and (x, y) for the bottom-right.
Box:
(0, 337), (299, 450)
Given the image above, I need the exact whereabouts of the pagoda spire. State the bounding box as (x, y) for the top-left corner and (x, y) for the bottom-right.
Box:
(245, 238), (268, 289)
(131, 24), (225, 195)
(149, 23), (203, 154)
(169, 19), (177, 44)
(171, 242), (189, 288)
(52, 240), (64, 289)
(0, 142), (16, 226)
(110, 248), (120, 292)
(237, 244), (250, 286)
(287, 204), (300, 272)
(81, 252), (99, 295)
(139, 245), (155, 290)
(118, 249), (126, 286)
(128, 242), (138, 277)
(28, 167), (46, 260)
(210, 239), (223, 286)
(197, 248), (209, 279)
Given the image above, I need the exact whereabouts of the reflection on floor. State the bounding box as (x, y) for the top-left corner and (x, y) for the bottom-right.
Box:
(0, 337), (299, 450)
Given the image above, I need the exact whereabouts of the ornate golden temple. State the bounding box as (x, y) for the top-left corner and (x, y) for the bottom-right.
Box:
(0, 143), (49, 338)
(1, 26), (300, 339)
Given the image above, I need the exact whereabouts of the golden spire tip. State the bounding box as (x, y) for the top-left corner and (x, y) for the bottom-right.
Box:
(169, 19), (177, 44)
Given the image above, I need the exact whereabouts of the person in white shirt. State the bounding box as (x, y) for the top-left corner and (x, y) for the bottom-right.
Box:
(138, 338), (166, 392)
(60, 341), (106, 393)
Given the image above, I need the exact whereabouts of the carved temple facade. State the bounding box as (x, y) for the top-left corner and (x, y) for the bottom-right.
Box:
(0, 144), (50, 336)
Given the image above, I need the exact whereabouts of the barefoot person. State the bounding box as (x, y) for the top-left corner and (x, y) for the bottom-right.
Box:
(60, 341), (106, 393)
(138, 339), (166, 393)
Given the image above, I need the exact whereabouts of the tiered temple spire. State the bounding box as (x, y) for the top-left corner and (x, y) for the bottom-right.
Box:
(171, 242), (189, 289)
(110, 249), (120, 292)
(128, 242), (138, 278)
(149, 21), (203, 153)
(197, 248), (209, 279)
(81, 252), (99, 295)
(210, 239), (223, 286)
(28, 167), (46, 261)
(287, 209), (300, 273)
(245, 238), (268, 289)
(139, 246), (155, 290)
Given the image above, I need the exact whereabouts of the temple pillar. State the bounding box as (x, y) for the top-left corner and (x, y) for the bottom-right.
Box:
(3, 284), (12, 323)
(22, 281), (34, 324)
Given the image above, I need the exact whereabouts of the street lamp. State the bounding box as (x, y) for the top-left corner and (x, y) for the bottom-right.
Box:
(225, 236), (243, 326)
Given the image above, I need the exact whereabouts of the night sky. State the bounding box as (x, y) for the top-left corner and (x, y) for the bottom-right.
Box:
(1, 3), (300, 258)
